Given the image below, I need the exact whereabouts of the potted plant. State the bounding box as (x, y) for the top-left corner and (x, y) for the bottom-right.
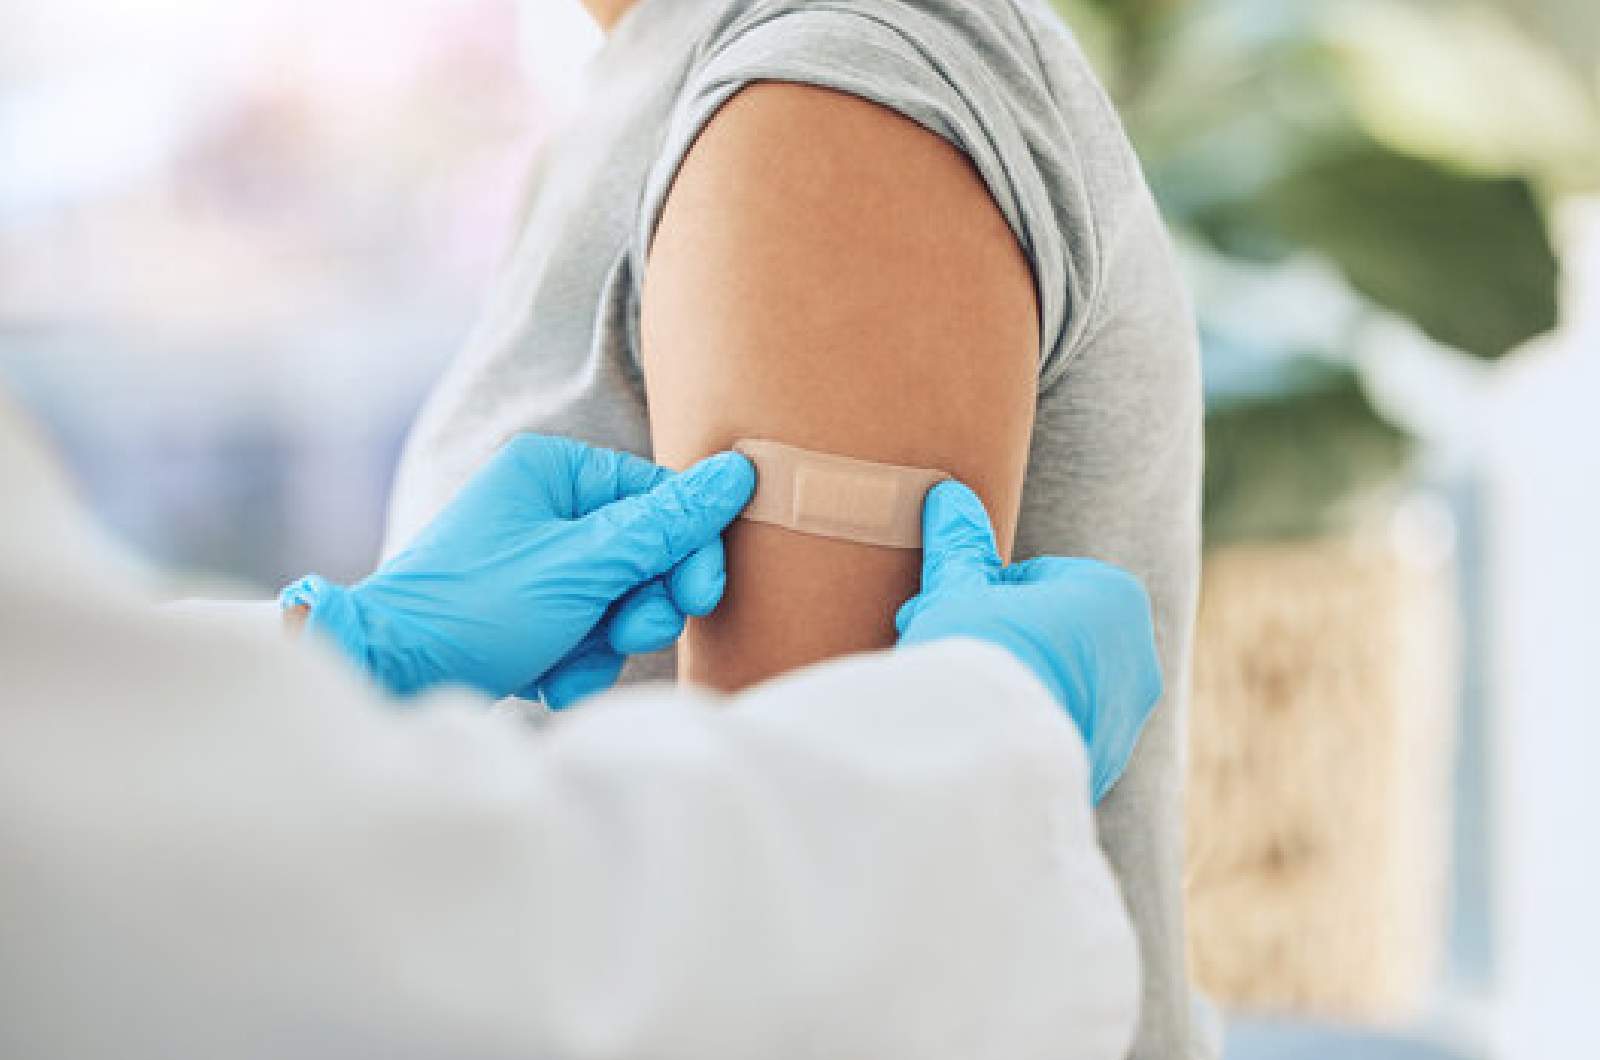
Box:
(1052, 0), (1596, 1021)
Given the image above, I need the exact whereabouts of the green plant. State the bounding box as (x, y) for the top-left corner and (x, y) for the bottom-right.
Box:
(1053, 0), (1598, 541)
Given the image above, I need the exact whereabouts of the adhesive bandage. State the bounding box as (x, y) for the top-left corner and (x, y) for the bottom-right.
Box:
(732, 438), (950, 549)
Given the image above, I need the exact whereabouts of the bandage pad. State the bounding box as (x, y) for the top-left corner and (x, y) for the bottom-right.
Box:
(732, 438), (950, 549)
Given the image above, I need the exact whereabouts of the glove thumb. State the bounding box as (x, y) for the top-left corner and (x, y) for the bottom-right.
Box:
(593, 450), (756, 581)
(919, 480), (1002, 593)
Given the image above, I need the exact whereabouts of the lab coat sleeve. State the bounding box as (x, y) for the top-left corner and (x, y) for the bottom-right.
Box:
(162, 597), (284, 637)
(0, 578), (1138, 1060)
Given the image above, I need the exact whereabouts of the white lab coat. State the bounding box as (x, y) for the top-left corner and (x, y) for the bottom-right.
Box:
(0, 403), (1139, 1060)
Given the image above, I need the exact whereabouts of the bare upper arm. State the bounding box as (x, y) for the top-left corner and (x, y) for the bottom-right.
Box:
(641, 82), (1039, 690)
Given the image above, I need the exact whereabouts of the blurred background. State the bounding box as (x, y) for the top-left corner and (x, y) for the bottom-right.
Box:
(1, 0), (1595, 1057)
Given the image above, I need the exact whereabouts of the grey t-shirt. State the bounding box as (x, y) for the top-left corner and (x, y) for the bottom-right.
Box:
(383, 0), (1204, 1055)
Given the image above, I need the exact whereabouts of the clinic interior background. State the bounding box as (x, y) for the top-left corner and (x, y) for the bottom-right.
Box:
(1, 0), (1596, 1057)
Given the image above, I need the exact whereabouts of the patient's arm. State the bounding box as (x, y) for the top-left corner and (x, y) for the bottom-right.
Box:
(641, 83), (1039, 690)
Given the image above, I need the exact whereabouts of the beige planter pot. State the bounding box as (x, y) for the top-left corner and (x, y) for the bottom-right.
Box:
(1184, 503), (1458, 1021)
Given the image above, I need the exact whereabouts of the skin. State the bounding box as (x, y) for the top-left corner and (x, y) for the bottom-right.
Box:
(579, 0), (635, 32)
(640, 81), (1039, 690)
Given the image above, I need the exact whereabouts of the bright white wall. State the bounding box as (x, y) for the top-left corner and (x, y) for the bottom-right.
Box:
(1488, 198), (1600, 1060)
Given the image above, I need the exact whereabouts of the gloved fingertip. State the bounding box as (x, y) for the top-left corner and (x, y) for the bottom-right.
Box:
(279, 574), (395, 691)
(617, 451), (755, 577)
(681, 450), (756, 513)
(919, 479), (1000, 591)
(892, 595), (920, 636)
(608, 595), (685, 655)
(278, 573), (332, 611)
(668, 543), (726, 616)
(924, 480), (989, 537)
(541, 651), (626, 709)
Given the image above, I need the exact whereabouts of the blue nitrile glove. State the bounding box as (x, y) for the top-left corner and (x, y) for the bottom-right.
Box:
(894, 481), (1162, 803)
(280, 434), (755, 706)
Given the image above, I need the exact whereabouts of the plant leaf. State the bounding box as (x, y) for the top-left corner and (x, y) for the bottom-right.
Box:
(1203, 361), (1411, 543)
(1230, 145), (1559, 359)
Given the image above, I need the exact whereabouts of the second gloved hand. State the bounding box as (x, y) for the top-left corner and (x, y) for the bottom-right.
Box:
(894, 481), (1163, 803)
(281, 435), (755, 705)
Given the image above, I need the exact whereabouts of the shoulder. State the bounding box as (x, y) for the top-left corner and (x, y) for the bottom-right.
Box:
(648, 0), (1158, 382)
(642, 74), (1041, 403)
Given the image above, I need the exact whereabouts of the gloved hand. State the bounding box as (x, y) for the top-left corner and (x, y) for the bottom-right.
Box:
(280, 434), (755, 706)
(894, 481), (1162, 803)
